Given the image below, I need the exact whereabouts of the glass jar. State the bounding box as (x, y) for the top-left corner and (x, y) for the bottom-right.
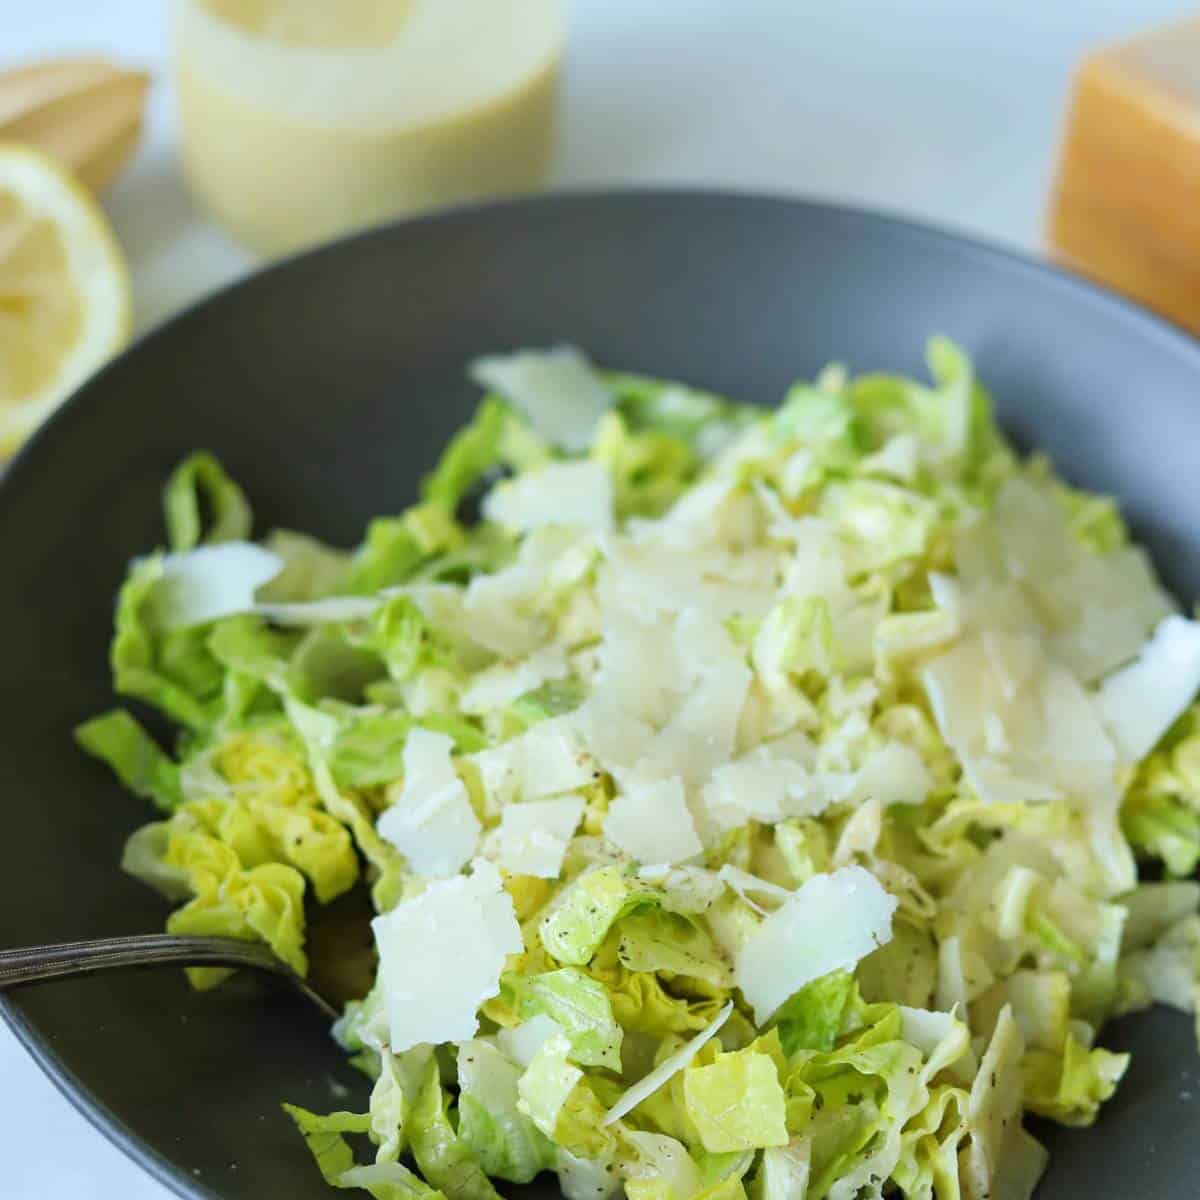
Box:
(174, 0), (564, 256)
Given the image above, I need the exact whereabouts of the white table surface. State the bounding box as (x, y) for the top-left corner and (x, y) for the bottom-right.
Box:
(2, 1), (1193, 1195)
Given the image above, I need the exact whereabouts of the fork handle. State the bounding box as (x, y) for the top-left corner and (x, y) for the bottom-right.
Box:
(0, 933), (339, 1020)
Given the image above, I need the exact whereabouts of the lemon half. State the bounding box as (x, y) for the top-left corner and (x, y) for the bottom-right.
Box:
(0, 144), (131, 459)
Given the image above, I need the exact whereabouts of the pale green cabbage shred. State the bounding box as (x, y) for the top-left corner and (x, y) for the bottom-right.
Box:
(78, 342), (1200, 1200)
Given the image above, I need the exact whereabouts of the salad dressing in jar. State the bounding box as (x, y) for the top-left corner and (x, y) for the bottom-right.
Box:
(174, 0), (564, 256)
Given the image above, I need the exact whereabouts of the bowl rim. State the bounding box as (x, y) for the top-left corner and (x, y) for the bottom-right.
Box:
(5, 184), (1200, 495)
(3, 186), (1200, 1200)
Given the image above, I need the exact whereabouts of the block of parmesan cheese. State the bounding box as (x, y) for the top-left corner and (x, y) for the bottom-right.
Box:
(1048, 19), (1200, 335)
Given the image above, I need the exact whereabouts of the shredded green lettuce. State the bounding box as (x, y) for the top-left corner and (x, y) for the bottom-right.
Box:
(80, 341), (1200, 1200)
(504, 968), (624, 1070)
(75, 710), (182, 812)
(683, 1047), (789, 1152)
(163, 451), (253, 551)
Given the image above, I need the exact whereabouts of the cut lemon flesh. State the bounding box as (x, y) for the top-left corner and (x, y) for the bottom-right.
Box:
(0, 143), (130, 459)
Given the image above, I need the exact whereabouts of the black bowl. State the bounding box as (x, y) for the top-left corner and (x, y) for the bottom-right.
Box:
(2, 192), (1198, 1199)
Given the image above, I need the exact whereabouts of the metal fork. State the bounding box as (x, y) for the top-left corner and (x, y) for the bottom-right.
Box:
(0, 934), (340, 1021)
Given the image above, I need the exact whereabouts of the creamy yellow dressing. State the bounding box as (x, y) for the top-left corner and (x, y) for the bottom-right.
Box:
(174, 0), (564, 256)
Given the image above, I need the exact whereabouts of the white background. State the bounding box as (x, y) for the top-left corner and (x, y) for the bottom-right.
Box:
(2, 1), (1193, 1195)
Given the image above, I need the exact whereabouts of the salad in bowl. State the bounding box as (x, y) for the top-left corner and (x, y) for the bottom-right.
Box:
(78, 342), (1200, 1200)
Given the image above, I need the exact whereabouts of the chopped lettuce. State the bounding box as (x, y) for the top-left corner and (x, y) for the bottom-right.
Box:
(683, 1048), (789, 1152)
(163, 450), (253, 551)
(457, 1041), (555, 1183)
(604, 1002), (735, 1126)
(282, 1105), (372, 1185)
(80, 341), (1200, 1200)
(75, 710), (182, 811)
(540, 867), (660, 966)
(769, 971), (857, 1056)
(504, 968), (624, 1070)
(408, 1056), (503, 1200)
